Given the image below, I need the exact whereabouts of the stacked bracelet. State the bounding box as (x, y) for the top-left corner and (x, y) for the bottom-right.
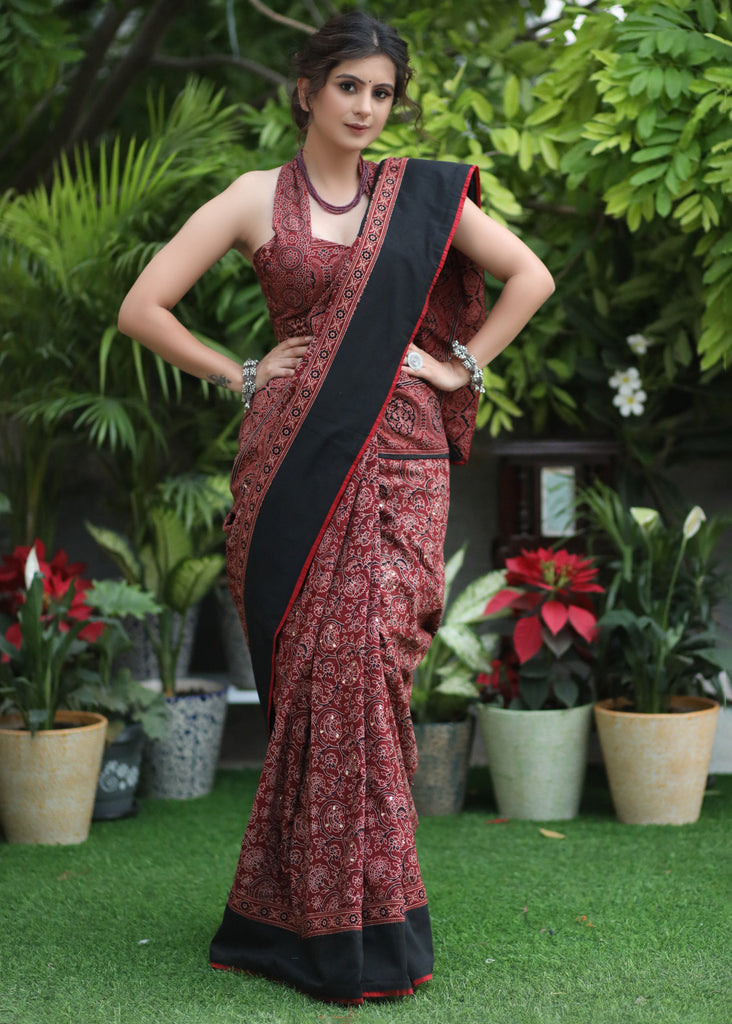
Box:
(451, 339), (485, 394)
(241, 359), (258, 409)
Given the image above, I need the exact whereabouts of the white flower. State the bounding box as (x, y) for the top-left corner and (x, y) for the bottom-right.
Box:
(613, 388), (646, 416)
(626, 333), (650, 355)
(682, 506), (706, 540)
(609, 367), (641, 393)
(24, 545), (41, 590)
(630, 507), (659, 532)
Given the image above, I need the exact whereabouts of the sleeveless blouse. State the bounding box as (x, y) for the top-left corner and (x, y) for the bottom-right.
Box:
(250, 158), (450, 460)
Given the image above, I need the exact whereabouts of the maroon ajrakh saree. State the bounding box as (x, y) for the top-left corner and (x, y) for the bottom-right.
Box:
(210, 156), (485, 1004)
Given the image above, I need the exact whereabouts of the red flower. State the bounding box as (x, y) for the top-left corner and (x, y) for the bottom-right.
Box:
(1, 540), (104, 659)
(484, 547), (604, 664)
(477, 654), (520, 708)
(504, 547), (604, 595)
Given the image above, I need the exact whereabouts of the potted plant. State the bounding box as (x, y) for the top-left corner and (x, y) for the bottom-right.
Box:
(75, 579), (167, 820)
(476, 545), (605, 821)
(86, 504), (227, 799)
(582, 481), (729, 825)
(0, 542), (108, 844)
(409, 547), (505, 816)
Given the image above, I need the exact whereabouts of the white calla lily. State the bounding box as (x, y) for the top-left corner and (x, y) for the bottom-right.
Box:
(682, 506), (706, 540)
(630, 507), (659, 532)
(24, 544), (41, 590)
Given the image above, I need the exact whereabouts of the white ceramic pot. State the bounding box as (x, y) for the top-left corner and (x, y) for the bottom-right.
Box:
(140, 678), (228, 799)
(477, 702), (594, 821)
(709, 705), (732, 774)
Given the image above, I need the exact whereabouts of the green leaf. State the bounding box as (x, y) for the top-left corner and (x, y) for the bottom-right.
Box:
(86, 522), (140, 584)
(647, 67), (665, 99)
(524, 99), (563, 127)
(631, 144), (674, 163)
(504, 74), (520, 119)
(434, 674), (480, 701)
(629, 163), (668, 186)
(445, 570), (506, 626)
(519, 677), (550, 710)
(470, 92), (494, 124)
(696, 0), (717, 32)
(553, 676), (580, 709)
(149, 506), (191, 577)
(519, 130), (534, 171)
(88, 579), (161, 619)
(489, 126), (520, 156)
(166, 555), (225, 613)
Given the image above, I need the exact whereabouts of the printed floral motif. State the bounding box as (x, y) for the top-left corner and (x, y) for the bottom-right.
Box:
(228, 447), (448, 936)
(98, 759), (140, 793)
(224, 158), (456, 941)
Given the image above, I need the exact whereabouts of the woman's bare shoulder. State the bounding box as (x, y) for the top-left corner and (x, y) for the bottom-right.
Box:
(221, 166), (284, 259)
(228, 166), (282, 197)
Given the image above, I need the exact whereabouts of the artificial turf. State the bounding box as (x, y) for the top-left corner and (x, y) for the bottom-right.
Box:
(1, 766), (730, 1024)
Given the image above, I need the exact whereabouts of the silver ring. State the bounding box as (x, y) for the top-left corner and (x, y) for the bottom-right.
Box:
(407, 351), (423, 371)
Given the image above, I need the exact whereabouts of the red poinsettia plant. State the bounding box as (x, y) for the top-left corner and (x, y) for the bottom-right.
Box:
(477, 547), (604, 710)
(0, 540), (106, 732)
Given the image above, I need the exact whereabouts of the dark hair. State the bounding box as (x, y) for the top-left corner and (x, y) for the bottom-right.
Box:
(290, 11), (419, 132)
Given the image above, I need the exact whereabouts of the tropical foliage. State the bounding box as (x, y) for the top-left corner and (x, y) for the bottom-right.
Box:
(410, 546), (504, 724)
(86, 507), (225, 695)
(581, 480), (731, 713)
(0, 79), (250, 546)
(1, 0), (730, 552)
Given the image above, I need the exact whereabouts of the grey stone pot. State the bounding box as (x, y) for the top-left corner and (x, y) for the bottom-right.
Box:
(411, 717), (475, 816)
(216, 583), (255, 690)
(477, 702), (594, 821)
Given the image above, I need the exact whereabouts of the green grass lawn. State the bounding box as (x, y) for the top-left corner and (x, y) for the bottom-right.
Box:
(1, 766), (730, 1024)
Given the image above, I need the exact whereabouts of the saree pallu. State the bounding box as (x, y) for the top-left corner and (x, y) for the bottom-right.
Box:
(211, 158), (485, 1004)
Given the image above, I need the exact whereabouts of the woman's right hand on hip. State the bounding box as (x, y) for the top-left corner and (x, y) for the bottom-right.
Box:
(256, 335), (312, 387)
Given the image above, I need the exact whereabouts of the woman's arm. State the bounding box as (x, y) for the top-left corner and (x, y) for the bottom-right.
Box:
(117, 170), (309, 393)
(403, 197), (555, 391)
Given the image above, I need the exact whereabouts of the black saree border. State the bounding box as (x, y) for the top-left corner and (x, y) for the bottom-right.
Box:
(243, 158), (480, 725)
(210, 901), (433, 1005)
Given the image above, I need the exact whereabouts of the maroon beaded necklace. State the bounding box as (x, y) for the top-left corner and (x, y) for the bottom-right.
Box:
(296, 149), (369, 215)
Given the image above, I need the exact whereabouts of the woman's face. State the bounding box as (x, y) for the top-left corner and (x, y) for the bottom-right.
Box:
(300, 54), (397, 152)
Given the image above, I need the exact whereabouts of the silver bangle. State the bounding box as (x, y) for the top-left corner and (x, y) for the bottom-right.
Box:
(241, 359), (258, 409)
(451, 339), (485, 394)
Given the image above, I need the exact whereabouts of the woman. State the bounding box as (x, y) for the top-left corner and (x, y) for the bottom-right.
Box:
(118, 11), (554, 1005)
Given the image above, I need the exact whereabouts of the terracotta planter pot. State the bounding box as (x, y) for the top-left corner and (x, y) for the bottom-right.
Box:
(594, 696), (720, 825)
(476, 702), (593, 821)
(0, 711), (107, 845)
(140, 678), (228, 799)
(411, 718), (475, 816)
